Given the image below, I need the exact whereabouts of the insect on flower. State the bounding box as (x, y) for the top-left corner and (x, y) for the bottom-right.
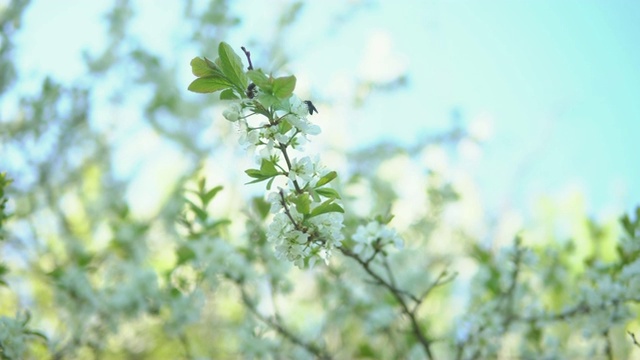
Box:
(246, 83), (257, 99)
(303, 100), (318, 115)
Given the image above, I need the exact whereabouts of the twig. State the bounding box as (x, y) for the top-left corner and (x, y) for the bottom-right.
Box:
(628, 331), (640, 349)
(339, 246), (435, 360)
(278, 143), (302, 193)
(413, 268), (457, 314)
(239, 286), (332, 360)
(241, 46), (253, 70)
(279, 189), (300, 228)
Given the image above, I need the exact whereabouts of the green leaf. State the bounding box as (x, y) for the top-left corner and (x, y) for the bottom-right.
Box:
(309, 200), (344, 218)
(621, 214), (635, 237)
(206, 219), (232, 231)
(309, 188), (321, 203)
(247, 69), (272, 89)
(218, 42), (248, 89)
(48, 267), (64, 280)
(220, 88), (239, 100)
(292, 194), (311, 215)
(25, 330), (48, 341)
(245, 177), (270, 185)
(0, 263), (8, 277)
(272, 75), (296, 99)
(374, 212), (394, 225)
(245, 169), (263, 179)
(76, 252), (94, 268)
(176, 245), (196, 265)
(256, 92), (281, 109)
(260, 159), (278, 176)
(201, 185), (223, 207)
(204, 56), (222, 72)
(252, 196), (271, 220)
(315, 187), (341, 199)
(316, 171), (337, 187)
(279, 119), (293, 134)
(357, 342), (377, 357)
(190, 57), (221, 77)
(244, 168), (277, 185)
(188, 76), (232, 93)
(266, 177), (275, 190)
(204, 57), (217, 67)
(186, 199), (208, 221)
(469, 244), (492, 263)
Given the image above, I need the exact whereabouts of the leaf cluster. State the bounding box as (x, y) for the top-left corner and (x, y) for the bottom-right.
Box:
(188, 42), (296, 102)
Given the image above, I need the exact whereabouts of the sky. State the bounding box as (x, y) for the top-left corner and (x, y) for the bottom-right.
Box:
(291, 1), (640, 219)
(12, 0), (640, 222)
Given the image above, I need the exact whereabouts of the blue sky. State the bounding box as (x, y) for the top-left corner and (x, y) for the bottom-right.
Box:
(14, 0), (640, 219)
(293, 1), (640, 217)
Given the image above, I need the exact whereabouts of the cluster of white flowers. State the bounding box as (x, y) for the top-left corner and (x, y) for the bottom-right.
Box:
(455, 234), (640, 359)
(352, 221), (403, 258)
(573, 260), (637, 339)
(230, 96), (320, 154)
(224, 92), (344, 268)
(266, 202), (344, 268)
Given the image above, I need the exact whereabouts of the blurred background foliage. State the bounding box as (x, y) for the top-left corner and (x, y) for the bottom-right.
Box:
(0, 0), (638, 359)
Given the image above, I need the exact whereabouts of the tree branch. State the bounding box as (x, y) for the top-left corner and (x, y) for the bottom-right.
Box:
(339, 246), (435, 360)
(238, 285), (332, 360)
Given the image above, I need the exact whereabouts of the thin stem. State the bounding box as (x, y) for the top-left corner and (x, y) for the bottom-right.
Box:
(628, 331), (640, 349)
(277, 142), (302, 193)
(382, 257), (398, 288)
(279, 189), (300, 229)
(239, 286), (332, 360)
(413, 268), (457, 314)
(339, 246), (435, 360)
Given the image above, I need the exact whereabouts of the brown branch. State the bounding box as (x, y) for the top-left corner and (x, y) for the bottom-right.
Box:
(241, 46), (253, 70)
(239, 286), (332, 360)
(339, 246), (435, 360)
(413, 268), (457, 314)
(279, 189), (300, 229)
(278, 142), (302, 193)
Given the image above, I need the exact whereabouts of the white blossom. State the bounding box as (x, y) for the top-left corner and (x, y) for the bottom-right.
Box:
(352, 221), (403, 257)
(288, 156), (314, 184)
(289, 95), (309, 118)
(222, 102), (242, 121)
(238, 121), (260, 149)
(309, 212), (345, 248)
(267, 191), (284, 214)
(284, 114), (321, 136)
